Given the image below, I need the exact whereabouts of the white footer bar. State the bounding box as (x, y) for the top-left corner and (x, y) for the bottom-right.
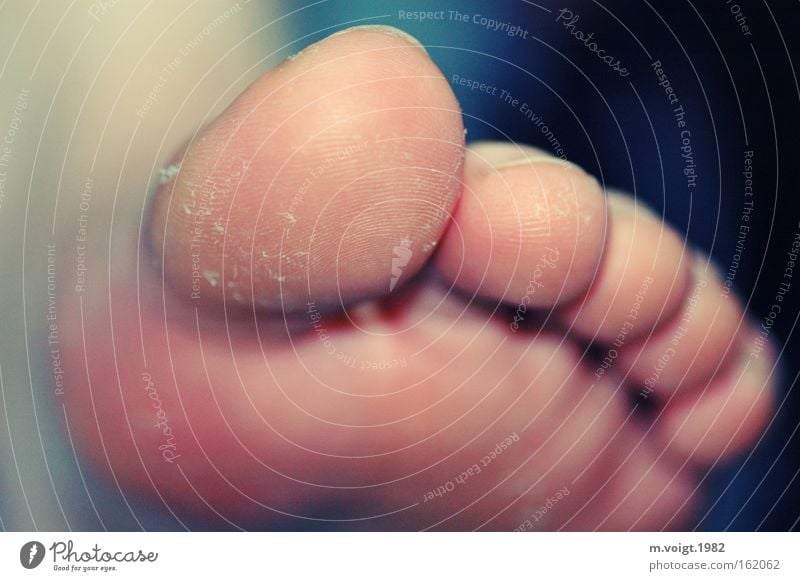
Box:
(1, 532), (797, 580)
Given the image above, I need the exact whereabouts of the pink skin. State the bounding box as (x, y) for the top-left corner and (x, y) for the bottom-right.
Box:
(58, 26), (773, 530)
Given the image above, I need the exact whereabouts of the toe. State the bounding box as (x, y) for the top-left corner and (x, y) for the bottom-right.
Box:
(149, 25), (464, 314)
(435, 142), (608, 309)
(617, 257), (743, 399)
(559, 192), (691, 343)
(655, 329), (776, 465)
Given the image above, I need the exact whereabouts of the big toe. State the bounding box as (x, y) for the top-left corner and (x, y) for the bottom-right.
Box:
(149, 25), (464, 315)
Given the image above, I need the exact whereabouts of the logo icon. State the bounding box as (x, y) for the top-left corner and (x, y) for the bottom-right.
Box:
(390, 236), (413, 292)
(20, 541), (45, 569)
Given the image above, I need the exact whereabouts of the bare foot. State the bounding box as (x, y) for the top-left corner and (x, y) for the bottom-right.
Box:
(59, 26), (774, 531)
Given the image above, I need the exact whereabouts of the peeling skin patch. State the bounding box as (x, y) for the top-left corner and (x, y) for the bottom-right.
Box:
(422, 241), (437, 253)
(202, 270), (220, 287)
(284, 42), (319, 64)
(261, 249), (284, 260)
(158, 163), (181, 185)
(213, 222), (225, 234)
(278, 211), (297, 225)
(268, 268), (287, 283)
(182, 203), (193, 215)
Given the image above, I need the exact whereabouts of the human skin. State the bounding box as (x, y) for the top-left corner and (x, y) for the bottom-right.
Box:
(58, 26), (774, 530)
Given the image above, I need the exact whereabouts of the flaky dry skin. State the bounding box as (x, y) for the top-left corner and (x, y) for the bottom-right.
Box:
(149, 27), (465, 313)
(59, 26), (774, 531)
